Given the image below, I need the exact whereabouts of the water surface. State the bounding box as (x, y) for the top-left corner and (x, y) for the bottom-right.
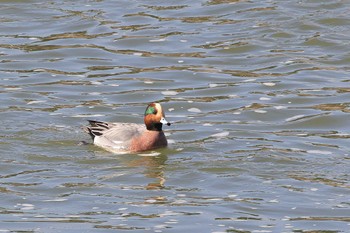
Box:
(1, 0), (350, 232)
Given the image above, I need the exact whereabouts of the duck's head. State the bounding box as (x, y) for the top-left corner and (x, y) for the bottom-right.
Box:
(144, 103), (171, 131)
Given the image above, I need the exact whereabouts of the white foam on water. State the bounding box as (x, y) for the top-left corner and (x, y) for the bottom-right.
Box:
(244, 78), (256, 82)
(88, 92), (101, 96)
(161, 91), (178, 96)
(90, 81), (102, 85)
(43, 198), (68, 202)
(228, 194), (237, 198)
(149, 38), (166, 42)
(71, 114), (105, 118)
(285, 115), (305, 122)
(138, 152), (161, 157)
(259, 97), (271, 101)
(145, 199), (158, 203)
(167, 139), (176, 144)
(4, 87), (22, 91)
(16, 203), (35, 210)
(262, 82), (276, 87)
(27, 100), (46, 105)
(229, 94), (239, 98)
(188, 107), (201, 113)
(274, 105), (287, 110)
(209, 83), (219, 88)
(211, 131), (229, 138)
(306, 150), (332, 155)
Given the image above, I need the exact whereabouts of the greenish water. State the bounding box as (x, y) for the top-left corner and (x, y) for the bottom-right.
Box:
(1, 0), (350, 232)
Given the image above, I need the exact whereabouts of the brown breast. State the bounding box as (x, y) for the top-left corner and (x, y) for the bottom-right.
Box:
(129, 131), (167, 152)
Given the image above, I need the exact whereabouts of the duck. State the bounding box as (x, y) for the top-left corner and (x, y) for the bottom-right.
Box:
(84, 103), (171, 154)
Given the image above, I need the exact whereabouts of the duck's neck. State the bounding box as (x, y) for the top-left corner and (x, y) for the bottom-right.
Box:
(146, 123), (163, 131)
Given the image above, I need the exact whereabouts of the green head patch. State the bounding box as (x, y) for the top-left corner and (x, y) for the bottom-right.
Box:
(145, 105), (157, 116)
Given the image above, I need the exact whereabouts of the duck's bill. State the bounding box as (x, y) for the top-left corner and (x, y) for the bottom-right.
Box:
(160, 117), (171, 126)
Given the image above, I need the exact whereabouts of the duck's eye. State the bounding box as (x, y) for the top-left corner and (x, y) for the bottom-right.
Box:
(145, 106), (157, 115)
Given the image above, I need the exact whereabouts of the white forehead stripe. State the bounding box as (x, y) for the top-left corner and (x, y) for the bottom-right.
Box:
(154, 103), (161, 110)
(154, 103), (164, 115)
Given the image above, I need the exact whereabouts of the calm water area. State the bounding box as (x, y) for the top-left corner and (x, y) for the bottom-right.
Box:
(1, 0), (350, 232)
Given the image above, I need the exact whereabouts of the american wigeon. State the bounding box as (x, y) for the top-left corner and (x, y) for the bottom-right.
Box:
(84, 103), (171, 153)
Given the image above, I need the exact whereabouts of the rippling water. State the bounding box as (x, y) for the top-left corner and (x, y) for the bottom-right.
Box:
(1, 0), (350, 232)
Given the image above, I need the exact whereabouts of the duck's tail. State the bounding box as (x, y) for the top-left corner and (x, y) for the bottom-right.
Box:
(83, 120), (109, 140)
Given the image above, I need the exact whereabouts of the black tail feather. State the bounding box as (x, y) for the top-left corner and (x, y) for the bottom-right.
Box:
(84, 120), (109, 140)
(87, 120), (109, 129)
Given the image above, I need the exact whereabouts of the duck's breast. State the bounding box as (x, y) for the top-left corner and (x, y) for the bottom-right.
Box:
(129, 130), (167, 152)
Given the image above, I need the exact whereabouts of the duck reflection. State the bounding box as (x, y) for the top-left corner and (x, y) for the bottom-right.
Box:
(126, 153), (168, 190)
(91, 149), (169, 190)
